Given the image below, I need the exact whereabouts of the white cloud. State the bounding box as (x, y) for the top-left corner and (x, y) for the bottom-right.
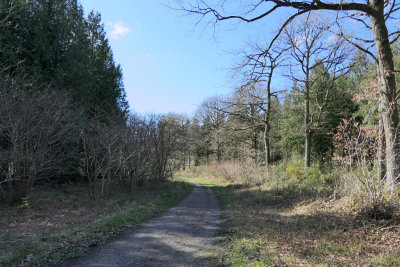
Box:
(109, 21), (132, 40)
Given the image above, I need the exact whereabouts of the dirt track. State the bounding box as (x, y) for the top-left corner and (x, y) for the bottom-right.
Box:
(63, 181), (220, 266)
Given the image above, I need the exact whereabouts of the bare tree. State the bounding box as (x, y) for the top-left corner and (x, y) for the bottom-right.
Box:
(97, 120), (127, 198)
(233, 44), (287, 165)
(147, 114), (185, 182)
(283, 13), (350, 166)
(122, 114), (151, 192)
(187, 116), (207, 166)
(196, 96), (228, 162)
(0, 80), (80, 204)
(80, 117), (128, 199)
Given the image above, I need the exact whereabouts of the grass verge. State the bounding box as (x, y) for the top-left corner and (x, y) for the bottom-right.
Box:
(187, 175), (400, 266)
(1, 178), (194, 266)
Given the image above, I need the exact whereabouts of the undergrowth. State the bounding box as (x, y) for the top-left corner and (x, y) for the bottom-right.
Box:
(180, 162), (400, 266)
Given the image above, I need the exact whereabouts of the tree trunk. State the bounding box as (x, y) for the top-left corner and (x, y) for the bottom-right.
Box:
(305, 87), (311, 167)
(378, 113), (386, 181)
(217, 143), (221, 162)
(265, 64), (274, 167)
(264, 125), (271, 165)
(264, 94), (271, 165)
(254, 130), (258, 163)
(370, 3), (400, 189)
(305, 130), (312, 168)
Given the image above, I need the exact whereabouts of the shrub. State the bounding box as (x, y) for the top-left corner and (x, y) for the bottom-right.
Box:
(304, 166), (323, 189)
(332, 118), (399, 214)
(282, 154), (324, 188)
(0, 80), (81, 204)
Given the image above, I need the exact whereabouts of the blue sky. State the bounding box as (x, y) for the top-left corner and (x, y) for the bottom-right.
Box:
(80, 0), (287, 116)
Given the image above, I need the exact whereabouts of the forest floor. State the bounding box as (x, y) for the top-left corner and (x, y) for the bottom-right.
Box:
(182, 175), (400, 266)
(0, 179), (194, 266)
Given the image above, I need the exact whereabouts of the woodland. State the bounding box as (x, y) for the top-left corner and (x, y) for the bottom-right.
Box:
(175, 0), (400, 217)
(0, 0), (188, 205)
(1, 0), (400, 265)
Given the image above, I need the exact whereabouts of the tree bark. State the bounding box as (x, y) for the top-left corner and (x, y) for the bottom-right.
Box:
(217, 143), (221, 162)
(264, 92), (271, 165)
(264, 59), (277, 167)
(253, 129), (258, 163)
(188, 151), (191, 169)
(305, 77), (311, 167)
(264, 122), (271, 165)
(369, 1), (400, 188)
(305, 129), (312, 168)
(378, 117), (386, 181)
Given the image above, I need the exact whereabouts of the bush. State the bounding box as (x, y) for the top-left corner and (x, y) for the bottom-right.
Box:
(0, 80), (81, 204)
(271, 161), (287, 188)
(332, 118), (399, 213)
(282, 154), (324, 188)
(181, 155), (337, 197)
(336, 164), (399, 214)
(270, 154), (335, 195)
(285, 159), (305, 183)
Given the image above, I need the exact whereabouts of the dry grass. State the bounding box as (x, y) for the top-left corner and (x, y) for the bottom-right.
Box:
(181, 164), (400, 266)
(1, 183), (115, 256)
(185, 161), (268, 186)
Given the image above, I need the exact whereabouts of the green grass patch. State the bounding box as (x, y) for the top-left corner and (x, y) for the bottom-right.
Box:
(372, 251), (400, 266)
(2, 179), (194, 267)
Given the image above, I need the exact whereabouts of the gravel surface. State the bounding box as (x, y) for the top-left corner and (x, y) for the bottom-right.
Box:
(63, 181), (220, 267)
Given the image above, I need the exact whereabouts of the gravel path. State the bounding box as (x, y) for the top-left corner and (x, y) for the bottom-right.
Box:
(64, 181), (220, 267)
